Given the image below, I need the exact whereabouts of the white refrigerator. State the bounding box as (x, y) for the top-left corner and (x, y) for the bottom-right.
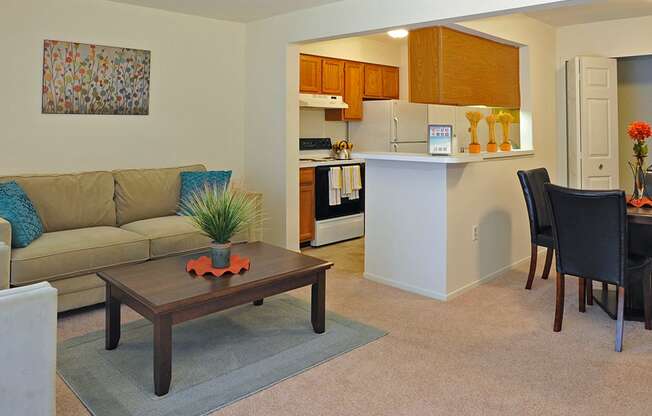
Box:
(349, 100), (429, 153)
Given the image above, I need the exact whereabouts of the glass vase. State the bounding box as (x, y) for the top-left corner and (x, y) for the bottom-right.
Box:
(630, 157), (647, 201)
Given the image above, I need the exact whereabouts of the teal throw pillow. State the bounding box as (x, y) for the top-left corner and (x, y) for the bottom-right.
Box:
(0, 181), (44, 248)
(179, 170), (232, 212)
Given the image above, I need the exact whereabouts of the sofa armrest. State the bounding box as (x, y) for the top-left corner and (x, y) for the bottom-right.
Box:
(0, 218), (10, 289)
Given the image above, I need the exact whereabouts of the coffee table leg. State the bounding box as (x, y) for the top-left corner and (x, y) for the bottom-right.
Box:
(253, 299), (264, 306)
(105, 284), (121, 350)
(154, 315), (172, 396)
(311, 271), (326, 334)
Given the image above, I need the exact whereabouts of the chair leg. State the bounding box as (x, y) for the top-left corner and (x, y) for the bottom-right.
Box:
(615, 286), (625, 352)
(578, 278), (586, 313)
(586, 279), (593, 306)
(541, 248), (553, 280)
(525, 244), (538, 290)
(643, 274), (652, 331)
(554, 272), (565, 332)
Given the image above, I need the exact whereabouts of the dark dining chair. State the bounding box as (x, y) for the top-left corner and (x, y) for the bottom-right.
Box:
(517, 168), (554, 290)
(544, 184), (652, 352)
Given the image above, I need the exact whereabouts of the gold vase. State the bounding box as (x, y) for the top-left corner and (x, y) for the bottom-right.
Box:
(466, 111), (483, 154)
(497, 112), (514, 151)
(485, 114), (497, 153)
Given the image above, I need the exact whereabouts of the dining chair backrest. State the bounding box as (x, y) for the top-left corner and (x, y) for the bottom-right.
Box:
(544, 184), (626, 286)
(645, 171), (652, 197)
(517, 168), (551, 242)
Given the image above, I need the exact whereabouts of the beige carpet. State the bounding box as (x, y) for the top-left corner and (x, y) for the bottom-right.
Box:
(57, 239), (652, 415)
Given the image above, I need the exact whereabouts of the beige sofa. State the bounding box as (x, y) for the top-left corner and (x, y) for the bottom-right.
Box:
(0, 165), (262, 312)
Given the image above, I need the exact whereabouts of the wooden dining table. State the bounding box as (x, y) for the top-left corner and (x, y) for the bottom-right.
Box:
(593, 205), (652, 321)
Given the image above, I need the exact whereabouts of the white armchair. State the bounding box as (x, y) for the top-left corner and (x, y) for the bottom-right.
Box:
(0, 282), (57, 416)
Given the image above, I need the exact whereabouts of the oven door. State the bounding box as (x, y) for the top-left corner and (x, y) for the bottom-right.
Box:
(314, 164), (365, 221)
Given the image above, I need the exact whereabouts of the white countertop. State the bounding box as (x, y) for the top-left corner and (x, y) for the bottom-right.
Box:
(352, 149), (534, 164)
(299, 158), (366, 168)
(351, 152), (482, 164)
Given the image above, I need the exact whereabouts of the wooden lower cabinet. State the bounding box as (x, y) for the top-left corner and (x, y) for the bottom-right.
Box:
(299, 168), (315, 243)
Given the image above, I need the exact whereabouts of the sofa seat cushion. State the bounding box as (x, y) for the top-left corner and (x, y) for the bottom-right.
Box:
(10, 227), (149, 286)
(121, 216), (211, 259)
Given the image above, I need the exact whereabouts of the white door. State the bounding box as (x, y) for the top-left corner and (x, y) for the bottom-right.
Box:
(567, 56), (619, 189)
(392, 101), (428, 143)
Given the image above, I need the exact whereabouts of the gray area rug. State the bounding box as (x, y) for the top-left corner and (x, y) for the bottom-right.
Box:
(58, 295), (386, 416)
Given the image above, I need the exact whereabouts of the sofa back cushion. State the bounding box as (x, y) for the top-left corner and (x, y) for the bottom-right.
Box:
(113, 164), (206, 225)
(0, 172), (116, 232)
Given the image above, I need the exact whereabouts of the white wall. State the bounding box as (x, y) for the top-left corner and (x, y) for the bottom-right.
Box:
(301, 36), (403, 68)
(556, 15), (652, 186)
(445, 14), (557, 294)
(0, 0), (246, 177)
(245, 0), (573, 248)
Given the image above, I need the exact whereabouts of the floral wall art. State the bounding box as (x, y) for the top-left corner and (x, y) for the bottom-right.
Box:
(42, 40), (150, 115)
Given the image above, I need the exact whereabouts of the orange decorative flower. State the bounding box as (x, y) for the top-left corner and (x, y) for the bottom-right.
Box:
(628, 121), (652, 142)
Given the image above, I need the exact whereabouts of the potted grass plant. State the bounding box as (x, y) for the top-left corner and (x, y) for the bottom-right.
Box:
(181, 185), (262, 268)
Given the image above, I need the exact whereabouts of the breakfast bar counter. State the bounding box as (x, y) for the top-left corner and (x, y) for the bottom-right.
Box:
(354, 149), (535, 301)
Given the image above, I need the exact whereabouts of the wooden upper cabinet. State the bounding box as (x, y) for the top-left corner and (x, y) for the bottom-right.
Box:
(409, 26), (520, 108)
(344, 62), (364, 119)
(302, 53), (399, 120)
(326, 61), (364, 121)
(363, 64), (383, 98)
(300, 55), (322, 93)
(382, 66), (399, 99)
(321, 58), (345, 95)
(409, 27), (440, 104)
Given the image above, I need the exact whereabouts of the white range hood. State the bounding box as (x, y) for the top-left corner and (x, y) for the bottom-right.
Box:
(299, 93), (349, 109)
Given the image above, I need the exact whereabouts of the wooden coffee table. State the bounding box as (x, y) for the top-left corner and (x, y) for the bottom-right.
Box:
(97, 242), (332, 396)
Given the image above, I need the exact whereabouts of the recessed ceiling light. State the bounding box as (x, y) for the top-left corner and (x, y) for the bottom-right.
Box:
(387, 29), (408, 39)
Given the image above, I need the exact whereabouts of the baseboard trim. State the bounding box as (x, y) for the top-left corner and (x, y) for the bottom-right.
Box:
(364, 248), (546, 301)
(363, 271), (448, 301)
(444, 252), (539, 301)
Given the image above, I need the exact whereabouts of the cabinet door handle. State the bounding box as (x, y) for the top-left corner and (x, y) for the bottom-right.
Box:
(598, 164), (603, 170)
(392, 143), (398, 152)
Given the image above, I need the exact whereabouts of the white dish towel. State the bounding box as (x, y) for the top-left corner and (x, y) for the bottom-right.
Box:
(328, 167), (342, 206)
(341, 165), (363, 200)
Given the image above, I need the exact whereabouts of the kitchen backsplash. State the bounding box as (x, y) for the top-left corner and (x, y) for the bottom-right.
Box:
(299, 108), (348, 139)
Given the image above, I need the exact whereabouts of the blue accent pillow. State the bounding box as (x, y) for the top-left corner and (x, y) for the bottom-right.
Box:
(179, 170), (232, 209)
(0, 181), (44, 248)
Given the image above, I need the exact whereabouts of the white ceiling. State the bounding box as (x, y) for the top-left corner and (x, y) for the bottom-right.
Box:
(108, 0), (344, 22)
(525, 0), (652, 27)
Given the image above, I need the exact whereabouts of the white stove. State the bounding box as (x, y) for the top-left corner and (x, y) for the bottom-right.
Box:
(299, 138), (365, 247)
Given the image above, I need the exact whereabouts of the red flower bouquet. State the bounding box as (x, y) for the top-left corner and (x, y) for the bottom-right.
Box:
(627, 121), (652, 202)
(628, 121), (652, 142)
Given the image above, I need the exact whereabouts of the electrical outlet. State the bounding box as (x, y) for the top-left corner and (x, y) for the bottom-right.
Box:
(472, 225), (479, 241)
